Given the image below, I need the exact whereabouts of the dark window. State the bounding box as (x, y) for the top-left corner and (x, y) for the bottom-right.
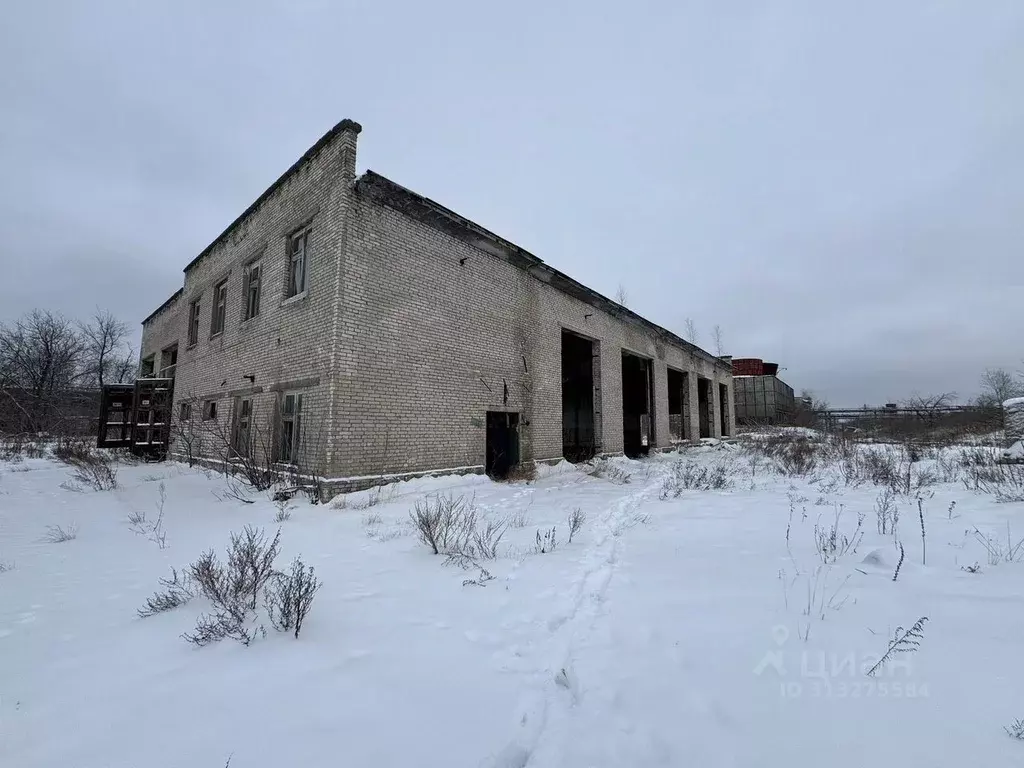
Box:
(243, 262), (261, 320)
(210, 279), (228, 336)
(203, 400), (218, 421)
(232, 398), (252, 457)
(140, 355), (155, 377)
(287, 227), (310, 298)
(179, 401), (191, 422)
(187, 299), (201, 346)
(279, 393), (303, 463)
(159, 345), (178, 378)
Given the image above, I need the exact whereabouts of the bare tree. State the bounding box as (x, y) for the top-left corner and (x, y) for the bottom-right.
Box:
(711, 325), (724, 356)
(684, 318), (698, 345)
(614, 284), (628, 307)
(0, 310), (85, 433)
(977, 368), (1024, 408)
(79, 309), (131, 387)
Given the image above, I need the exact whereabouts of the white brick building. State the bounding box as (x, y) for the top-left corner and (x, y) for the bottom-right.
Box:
(140, 119), (734, 494)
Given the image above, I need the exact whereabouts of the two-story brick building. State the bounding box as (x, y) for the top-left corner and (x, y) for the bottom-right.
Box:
(140, 119), (734, 494)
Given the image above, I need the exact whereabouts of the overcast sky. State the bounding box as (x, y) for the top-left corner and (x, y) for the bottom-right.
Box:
(2, 1), (1022, 406)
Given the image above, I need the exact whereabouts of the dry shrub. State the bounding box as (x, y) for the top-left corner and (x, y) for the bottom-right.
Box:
(961, 449), (1024, 501)
(1, 436), (25, 461)
(24, 442), (46, 459)
(264, 557), (321, 638)
(814, 505), (864, 564)
(567, 508), (586, 543)
(43, 523), (78, 543)
(181, 526), (282, 646)
(583, 458), (632, 485)
(52, 436), (93, 464)
(53, 439), (118, 491)
(660, 459), (733, 498)
(138, 568), (195, 617)
(409, 493), (507, 561)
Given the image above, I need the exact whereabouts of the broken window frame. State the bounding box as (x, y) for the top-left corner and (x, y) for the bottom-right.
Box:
(159, 344), (178, 379)
(187, 299), (201, 347)
(140, 355), (155, 377)
(202, 400), (218, 421)
(210, 279), (228, 337)
(242, 261), (262, 320)
(179, 401), (191, 422)
(278, 392), (303, 464)
(232, 397), (253, 458)
(286, 227), (310, 298)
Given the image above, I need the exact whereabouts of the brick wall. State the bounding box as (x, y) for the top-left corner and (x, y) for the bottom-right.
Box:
(332, 183), (735, 479)
(141, 121), (361, 475)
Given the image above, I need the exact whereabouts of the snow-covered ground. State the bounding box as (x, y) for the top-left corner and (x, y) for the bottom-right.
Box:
(2, 442), (1023, 767)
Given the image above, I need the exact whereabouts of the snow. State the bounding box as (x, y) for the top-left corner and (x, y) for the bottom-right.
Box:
(1002, 397), (1024, 409)
(2, 446), (1024, 767)
(1004, 440), (1024, 461)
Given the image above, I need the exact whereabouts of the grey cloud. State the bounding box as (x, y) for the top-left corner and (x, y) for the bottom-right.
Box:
(2, 0), (1021, 405)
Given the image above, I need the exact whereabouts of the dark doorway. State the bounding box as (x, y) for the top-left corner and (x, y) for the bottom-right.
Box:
(667, 368), (689, 442)
(562, 330), (596, 462)
(486, 411), (520, 478)
(697, 377), (712, 438)
(622, 352), (653, 458)
(719, 383), (730, 437)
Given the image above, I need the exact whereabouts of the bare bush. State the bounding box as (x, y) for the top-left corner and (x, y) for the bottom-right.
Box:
(660, 459), (733, 498)
(1005, 719), (1024, 740)
(567, 508), (586, 543)
(583, 458), (631, 485)
(961, 450), (1024, 501)
(742, 435), (824, 476)
(973, 524), (1024, 565)
(1, 436), (24, 461)
(410, 493), (510, 563)
(128, 482), (167, 548)
(813, 505), (864, 564)
(182, 526), (282, 646)
(55, 440), (118, 491)
(43, 523), (78, 543)
(508, 511), (531, 529)
(362, 513), (382, 527)
(138, 568), (195, 617)
(274, 499), (292, 523)
(184, 612), (265, 647)
(866, 617), (929, 677)
(264, 557), (321, 638)
(410, 494), (473, 555)
(935, 451), (961, 483)
(875, 488), (899, 535)
(71, 454), (118, 491)
(53, 436), (93, 464)
(534, 526), (558, 554)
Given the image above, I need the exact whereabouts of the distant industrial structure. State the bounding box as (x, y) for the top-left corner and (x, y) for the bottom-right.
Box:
(731, 358), (796, 425)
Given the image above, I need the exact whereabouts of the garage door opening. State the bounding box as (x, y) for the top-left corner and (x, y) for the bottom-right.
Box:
(562, 330), (596, 462)
(622, 352), (653, 458)
(667, 368), (690, 443)
(486, 411), (520, 479)
(697, 377), (713, 438)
